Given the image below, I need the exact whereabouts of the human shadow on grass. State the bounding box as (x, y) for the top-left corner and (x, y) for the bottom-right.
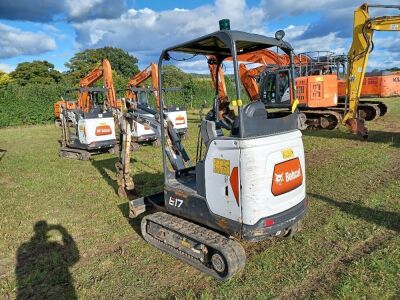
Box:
(310, 193), (400, 232)
(303, 129), (400, 148)
(15, 221), (79, 300)
(0, 149), (6, 162)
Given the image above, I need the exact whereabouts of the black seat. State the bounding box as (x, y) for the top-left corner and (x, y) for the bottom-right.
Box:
(243, 101), (268, 118)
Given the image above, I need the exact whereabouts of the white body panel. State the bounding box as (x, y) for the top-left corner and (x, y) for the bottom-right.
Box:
(131, 114), (156, 139)
(78, 116), (116, 145)
(239, 130), (305, 225)
(166, 110), (188, 132)
(204, 139), (241, 221)
(204, 130), (305, 226)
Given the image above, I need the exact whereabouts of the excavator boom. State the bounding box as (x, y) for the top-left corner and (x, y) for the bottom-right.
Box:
(208, 49), (310, 101)
(126, 63), (160, 108)
(342, 3), (400, 137)
(76, 58), (117, 113)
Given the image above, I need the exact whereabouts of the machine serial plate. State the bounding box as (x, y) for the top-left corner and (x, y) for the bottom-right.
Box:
(213, 158), (230, 176)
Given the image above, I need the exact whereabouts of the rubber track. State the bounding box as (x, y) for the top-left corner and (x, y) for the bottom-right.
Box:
(59, 147), (91, 161)
(141, 212), (246, 280)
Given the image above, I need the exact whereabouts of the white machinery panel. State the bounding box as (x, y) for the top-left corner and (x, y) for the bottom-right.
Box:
(204, 139), (241, 222)
(78, 116), (116, 145)
(239, 130), (305, 225)
(203, 130), (305, 226)
(132, 114), (156, 138)
(166, 110), (188, 131)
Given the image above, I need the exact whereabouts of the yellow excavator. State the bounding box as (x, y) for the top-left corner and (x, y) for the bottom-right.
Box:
(343, 3), (400, 138)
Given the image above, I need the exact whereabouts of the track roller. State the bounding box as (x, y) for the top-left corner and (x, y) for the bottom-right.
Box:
(141, 212), (246, 280)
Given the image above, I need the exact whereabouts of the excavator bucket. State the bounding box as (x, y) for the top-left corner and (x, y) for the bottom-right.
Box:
(346, 118), (368, 139)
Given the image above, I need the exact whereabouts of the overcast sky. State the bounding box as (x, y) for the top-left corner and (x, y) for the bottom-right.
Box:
(0, 0), (399, 73)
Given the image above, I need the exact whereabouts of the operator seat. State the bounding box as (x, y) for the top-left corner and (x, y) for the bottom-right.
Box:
(200, 119), (223, 148)
(241, 101), (269, 137)
(243, 101), (268, 118)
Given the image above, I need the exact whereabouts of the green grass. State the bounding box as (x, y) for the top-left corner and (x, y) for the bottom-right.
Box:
(0, 99), (399, 299)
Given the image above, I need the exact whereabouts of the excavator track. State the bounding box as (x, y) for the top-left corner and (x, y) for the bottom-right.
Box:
(359, 100), (388, 119)
(336, 100), (388, 121)
(141, 212), (246, 280)
(301, 110), (343, 130)
(59, 147), (91, 161)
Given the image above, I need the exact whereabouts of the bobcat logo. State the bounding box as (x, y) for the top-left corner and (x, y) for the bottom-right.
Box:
(275, 173), (284, 185)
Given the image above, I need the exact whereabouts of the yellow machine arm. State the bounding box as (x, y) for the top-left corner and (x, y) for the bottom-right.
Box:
(343, 3), (400, 137)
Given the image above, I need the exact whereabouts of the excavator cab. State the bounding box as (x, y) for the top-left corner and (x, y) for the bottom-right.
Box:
(260, 69), (292, 105)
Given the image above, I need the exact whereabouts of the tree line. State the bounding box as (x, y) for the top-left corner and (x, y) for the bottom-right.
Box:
(0, 47), (238, 127)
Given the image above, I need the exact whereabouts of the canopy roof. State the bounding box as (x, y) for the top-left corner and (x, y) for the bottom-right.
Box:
(162, 30), (293, 59)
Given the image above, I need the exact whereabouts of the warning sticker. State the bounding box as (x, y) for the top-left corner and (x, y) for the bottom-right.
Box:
(281, 148), (294, 159)
(213, 158), (230, 176)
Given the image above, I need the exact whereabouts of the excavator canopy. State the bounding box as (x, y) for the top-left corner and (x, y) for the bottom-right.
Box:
(161, 29), (293, 59)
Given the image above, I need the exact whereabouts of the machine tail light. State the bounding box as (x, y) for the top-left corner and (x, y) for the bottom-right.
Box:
(264, 219), (275, 227)
(229, 167), (240, 206)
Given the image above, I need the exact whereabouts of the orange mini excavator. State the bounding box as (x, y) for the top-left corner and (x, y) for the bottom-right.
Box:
(58, 59), (118, 160)
(125, 63), (189, 139)
(123, 63), (160, 147)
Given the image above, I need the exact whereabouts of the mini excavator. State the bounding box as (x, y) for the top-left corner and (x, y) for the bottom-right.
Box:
(125, 63), (188, 143)
(59, 59), (118, 160)
(116, 22), (307, 279)
(124, 64), (160, 147)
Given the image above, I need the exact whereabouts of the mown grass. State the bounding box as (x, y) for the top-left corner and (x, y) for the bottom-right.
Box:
(0, 99), (399, 299)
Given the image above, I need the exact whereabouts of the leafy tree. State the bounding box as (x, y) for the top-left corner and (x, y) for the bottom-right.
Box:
(0, 71), (12, 87)
(162, 65), (191, 87)
(10, 61), (62, 86)
(65, 47), (139, 82)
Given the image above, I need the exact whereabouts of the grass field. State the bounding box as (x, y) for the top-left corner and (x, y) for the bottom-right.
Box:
(0, 99), (399, 299)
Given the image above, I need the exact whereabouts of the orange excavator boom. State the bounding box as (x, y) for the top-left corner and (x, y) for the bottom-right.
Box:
(208, 49), (309, 101)
(125, 63), (160, 108)
(77, 58), (117, 112)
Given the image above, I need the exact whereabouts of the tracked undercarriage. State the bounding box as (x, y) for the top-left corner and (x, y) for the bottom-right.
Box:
(142, 212), (246, 279)
(269, 100), (388, 131)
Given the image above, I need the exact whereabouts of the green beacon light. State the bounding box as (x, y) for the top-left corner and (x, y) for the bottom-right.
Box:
(219, 19), (230, 30)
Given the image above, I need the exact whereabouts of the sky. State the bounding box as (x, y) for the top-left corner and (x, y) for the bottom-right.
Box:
(0, 0), (399, 74)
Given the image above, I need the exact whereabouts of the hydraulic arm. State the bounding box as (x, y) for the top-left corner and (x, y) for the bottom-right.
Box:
(116, 99), (191, 198)
(78, 59), (117, 112)
(125, 63), (160, 108)
(343, 3), (400, 137)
